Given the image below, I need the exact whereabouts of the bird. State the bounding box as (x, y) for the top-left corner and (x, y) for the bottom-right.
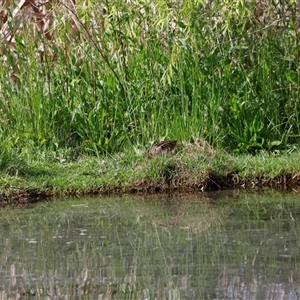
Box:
(147, 140), (178, 157)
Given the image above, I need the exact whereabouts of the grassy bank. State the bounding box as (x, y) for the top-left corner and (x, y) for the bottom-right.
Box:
(1, 1), (300, 203)
(1, 140), (300, 206)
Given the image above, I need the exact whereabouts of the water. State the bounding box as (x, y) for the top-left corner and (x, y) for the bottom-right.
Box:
(0, 191), (300, 299)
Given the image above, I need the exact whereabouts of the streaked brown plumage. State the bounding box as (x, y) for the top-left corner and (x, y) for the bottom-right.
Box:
(148, 140), (178, 157)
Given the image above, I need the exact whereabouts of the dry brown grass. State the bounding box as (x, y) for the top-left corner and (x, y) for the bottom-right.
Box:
(182, 138), (216, 159)
(1, 0), (299, 57)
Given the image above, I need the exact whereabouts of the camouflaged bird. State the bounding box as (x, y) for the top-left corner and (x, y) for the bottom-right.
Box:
(147, 140), (178, 157)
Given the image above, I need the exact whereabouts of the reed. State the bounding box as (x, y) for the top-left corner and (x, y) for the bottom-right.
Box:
(0, 0), (300, 155)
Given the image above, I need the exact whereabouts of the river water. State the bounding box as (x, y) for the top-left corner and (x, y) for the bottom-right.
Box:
(0, 190), (300, 299)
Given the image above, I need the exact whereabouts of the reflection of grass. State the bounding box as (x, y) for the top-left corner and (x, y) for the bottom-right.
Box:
(150, 201), (223, 233)
(1, 193), (300, 298)
(0, 195), (216, 297)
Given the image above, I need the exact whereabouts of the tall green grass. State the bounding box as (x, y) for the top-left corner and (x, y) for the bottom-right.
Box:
(1, 0), (300, 155)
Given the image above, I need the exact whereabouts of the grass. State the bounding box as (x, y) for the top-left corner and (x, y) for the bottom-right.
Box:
(1, 140), (300, 205)
(1, 1), (300, 202)
(1, 0), (300, 153)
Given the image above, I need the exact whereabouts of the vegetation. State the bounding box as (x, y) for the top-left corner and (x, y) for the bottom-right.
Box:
(1, 140), (300, 205)
(1, 0), (300, 153)
(1, 1), (300, 200)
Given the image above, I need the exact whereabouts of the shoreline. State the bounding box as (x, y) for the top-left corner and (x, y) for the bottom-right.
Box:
(1, 144), (299, 207)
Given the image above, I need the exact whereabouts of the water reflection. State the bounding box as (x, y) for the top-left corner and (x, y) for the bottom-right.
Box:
(0, 191), (300, 299)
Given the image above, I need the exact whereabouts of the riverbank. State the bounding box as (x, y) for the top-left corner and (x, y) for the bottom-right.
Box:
(1, 140), (300, 206)
(1, 1), (300, 208)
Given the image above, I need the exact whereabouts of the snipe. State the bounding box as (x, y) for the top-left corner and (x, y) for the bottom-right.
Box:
(147, 140), (178, 157)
